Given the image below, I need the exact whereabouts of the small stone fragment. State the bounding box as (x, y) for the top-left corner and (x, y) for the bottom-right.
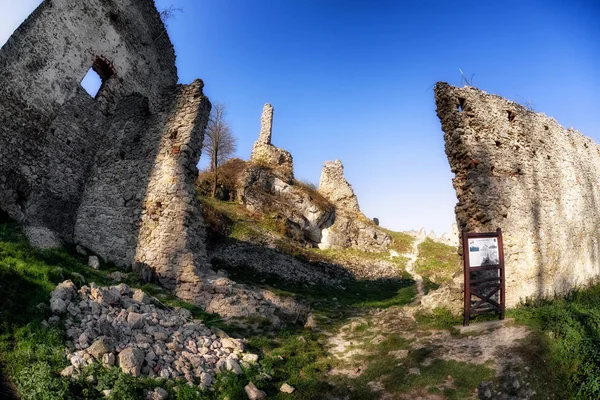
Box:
(87, 337), (115, 359)
(88, 256), (100, 270)
(50, 297), (67, 314)
(221, 337), (243, 351)
(133, 289), (152, 304)
(52, 280), (77, 302)
(127, 312), (145, 329)
(225, 358), (242, 375)
(102, 352), (115, 366)
(149, 387), (169, 400)
(118, 348), (145, 377)
(280, 383), (295, 393)
(70, 354), (86, 369)
(304, 313), (317, 330)
(60, 365), (76, 377)
(244, 382), (267, 400)
(211, 326), (230, 339)
(242, 353), (259, 364)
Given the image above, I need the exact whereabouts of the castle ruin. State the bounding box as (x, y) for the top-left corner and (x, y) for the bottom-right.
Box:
(0, 0), (308, 322)
(436, 82), (600, 306)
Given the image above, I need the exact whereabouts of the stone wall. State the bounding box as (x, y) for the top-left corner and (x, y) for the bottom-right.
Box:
(74, 81), (211, 283)
(435, 82), (600, 306)
(0, 0), (214, 295)
(0, 0), (176, 242)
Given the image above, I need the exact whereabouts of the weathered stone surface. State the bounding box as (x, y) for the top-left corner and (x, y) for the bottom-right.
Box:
(249, 103), (294, 181)
(317, 160), (391, 251)
(118, 347), (145, 377)
(435, 82), (600, 306)
(237, 164), (334, 244)
(318, 160), (360, 213)
(280, 383), (295, 393)
(88, 256), (100, 270)
(50, 297), (68, 314)
(51, 280), (77, 302)
(102, 352), (115, 367)
(0, 0), (233, 316)
(127, 312), (145, 329)
(87, 337), (115, 360)
(133, 289), (152, 304)
(24, 226), (62, 249)
(0, 0), (177, 243)
(244, 382), (267, 400)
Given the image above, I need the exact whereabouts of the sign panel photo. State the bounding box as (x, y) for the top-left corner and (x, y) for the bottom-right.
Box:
(467, 237), (499, 267)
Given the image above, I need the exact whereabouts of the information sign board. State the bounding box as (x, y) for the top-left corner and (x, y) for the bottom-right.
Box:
(462, 229), (505, 326)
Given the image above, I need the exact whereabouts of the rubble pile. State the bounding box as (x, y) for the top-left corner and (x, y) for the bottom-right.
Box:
(49, 281), (259, 389)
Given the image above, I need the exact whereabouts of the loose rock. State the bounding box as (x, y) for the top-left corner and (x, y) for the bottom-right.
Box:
(244, 382), (267, 400)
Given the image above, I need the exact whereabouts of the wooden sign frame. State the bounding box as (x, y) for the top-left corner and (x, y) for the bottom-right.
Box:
(462, 228), (505, 326)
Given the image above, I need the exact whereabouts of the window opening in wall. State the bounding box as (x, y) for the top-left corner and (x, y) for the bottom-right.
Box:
(458, 97), (466, 112)
(507, 110), (516, 122)
(80, 56), (115, 99)
(81, 68), (103, 97)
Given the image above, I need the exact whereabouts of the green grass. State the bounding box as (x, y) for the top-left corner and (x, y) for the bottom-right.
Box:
(200, 195), (288, 241)
(414, 238), (460, 283)
(380, 228), (415, 254)
(304, 246), (410, 271)
(508, 285), (600, 399)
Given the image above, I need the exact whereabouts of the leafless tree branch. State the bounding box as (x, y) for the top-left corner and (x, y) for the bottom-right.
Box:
(202, 103), (237, 197)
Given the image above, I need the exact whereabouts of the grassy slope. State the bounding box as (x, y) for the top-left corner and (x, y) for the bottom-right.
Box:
(201, 194), (414, 272)
(0, 221), (417, 399)
(414, 238), (460, 284)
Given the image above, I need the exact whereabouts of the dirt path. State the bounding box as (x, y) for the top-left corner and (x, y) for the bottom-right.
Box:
(404, 236), (426, 302)
(327, 306), (536, 399)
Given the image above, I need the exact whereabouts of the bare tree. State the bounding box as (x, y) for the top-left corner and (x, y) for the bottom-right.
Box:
(202, 103), (237, 198)
(159, 5), (183, 26)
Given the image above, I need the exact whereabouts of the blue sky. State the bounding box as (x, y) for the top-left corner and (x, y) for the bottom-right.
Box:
(1, 0), (599, 234)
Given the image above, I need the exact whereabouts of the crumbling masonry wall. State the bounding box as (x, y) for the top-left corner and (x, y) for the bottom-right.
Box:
(0, 0), (213, 287)
(0, 1), (310, 323)
(318, 160), (391, 251)
(435, 82), (600, 306)
(0, 0), (177, 241)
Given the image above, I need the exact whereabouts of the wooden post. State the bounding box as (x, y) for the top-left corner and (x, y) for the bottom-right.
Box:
(497, 228), (505, 320)
(462, 230), (471, 326)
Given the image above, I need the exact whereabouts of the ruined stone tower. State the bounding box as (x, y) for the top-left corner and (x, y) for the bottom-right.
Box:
(250, 103), (294, 181)
(256, 103), (274, 145)
(435, 82), (600, 306)
(0, 0), (212, 293)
